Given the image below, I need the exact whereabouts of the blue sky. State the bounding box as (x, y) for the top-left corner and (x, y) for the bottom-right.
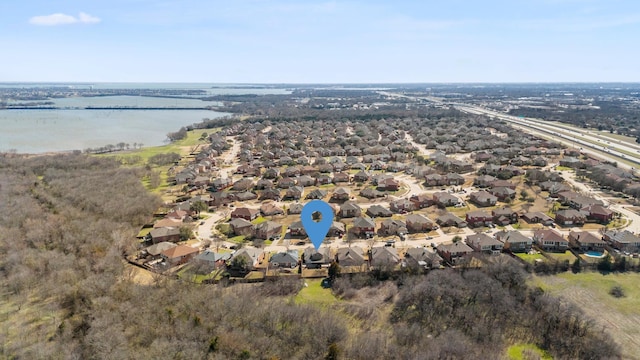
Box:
(1, 0), (639, 83)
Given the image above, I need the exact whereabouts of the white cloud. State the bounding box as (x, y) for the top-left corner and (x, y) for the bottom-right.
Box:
(29, 12), (101, 26)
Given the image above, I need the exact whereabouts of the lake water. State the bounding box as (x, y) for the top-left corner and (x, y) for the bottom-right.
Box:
(0, 109), (228, 153)
(0, 85), (292, 154)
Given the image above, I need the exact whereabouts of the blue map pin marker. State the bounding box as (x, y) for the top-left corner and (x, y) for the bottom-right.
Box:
(301, 200), (334, 250)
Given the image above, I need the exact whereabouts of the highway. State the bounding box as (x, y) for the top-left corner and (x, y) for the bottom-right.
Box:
(379, 90), (640, 170)
(454, 104), (640, 171)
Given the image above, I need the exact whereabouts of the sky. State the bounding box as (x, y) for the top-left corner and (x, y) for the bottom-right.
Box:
(1, 0), (639, 83)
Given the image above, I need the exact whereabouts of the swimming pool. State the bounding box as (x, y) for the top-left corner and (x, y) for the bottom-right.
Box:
(585, 251), (605, 258)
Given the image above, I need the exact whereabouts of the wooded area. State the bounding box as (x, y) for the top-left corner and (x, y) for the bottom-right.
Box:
(0, 153), (621, 359)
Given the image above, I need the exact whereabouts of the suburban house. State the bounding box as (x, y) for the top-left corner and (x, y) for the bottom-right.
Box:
(568, 231), (606, 252)
(370, 247), (400, 267)
(492, 207), (519, 226)
(306, 189), (327, 200)
(437, 242), (474, 265)
(303, 247), (331, 269)
(533, 229), (569, 252)
(288, 203), (304, 215)
(466, 233), (503, 255)
(377, 177), (400, 191)
(255, 221), (283, 240)
(555, 209), (587, 226)
(328, 221), (346, 237)
(283, 186), (304, 200)
(335, 246), (365, 267)
(474, 174), (497, 188)
(232, 178), (254, 192)
(211, 177), (232, 191)
(603, 230), (640, 252)
(149, 227), (181, 244)
(331, 187), (351, 202)
(194, 250), (232, 270)
(470, 191), (498, 207)
(465, 210), (493, 228)
(352, 216), (376, 238)
(405, 214), (434, 233)
(231, 248), (264, 270)
(260, 202), (284, 216)
(558, 191), (604, 209)
(161, 244), (200, 266)
(231, 207), (260, 221)
(339, 201), (362, 218)
(289, 221), (306, 237)
(270, 251), (299, 268)
(522, 212), (554, 226)
(404, 247), (443, 269)
(436, 213), (467, 228)
(581, 204), (614, 224)
(432, 192), (460, 207)
(409, 194), (433, 208)
(490, 187), (516, 201)
(379, 219), (407, 236)
(390, 199), (415, 213)
(360, 188), (386, 199)
(366, 205), (393, 218)
(495, 230), (532, 253)
(229, 218), (255, 237)
(145, 242), (176, 261)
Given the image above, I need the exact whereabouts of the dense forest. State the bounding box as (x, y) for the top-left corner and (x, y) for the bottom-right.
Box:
(0, 154), (621, 359)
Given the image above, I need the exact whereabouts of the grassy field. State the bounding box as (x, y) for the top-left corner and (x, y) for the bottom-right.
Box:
(294, 278), (338, 307)
(532, 272), (640, 358)
(544, 250), (577, 263)
(516, 252), (546, 264)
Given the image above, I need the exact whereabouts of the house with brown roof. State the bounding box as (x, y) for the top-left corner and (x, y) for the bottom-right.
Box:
(366, 205), (393, 218)
(306, 189), (327, 200)
(260, 202), (284, 216)
(603, 230), (640, 252)
(255, 221), (283, 240)
(161, 244), (199, 266)
(377, 177), (400, 191)
(466, 233), (503, 254)
(409, 194), (433, 208)
(284, 186), (304, 200)
(437, 242), (474, 265)
(522, 212), (554, 226)
(466, 210), (493, 228)
(352, 216), (376, 238)
(436, 213), (467, 228)
(404, 247), (442, 269)
(370, 247), (400, 267)
(555, 209), (587, 226)
(335, 246), (365, 267)
(333, 172), (350, 184)
(470, 191), (497, 207)
(495, 230), (532, 253)
(231, 207), (260, 221)
(149, 227), (181, 244)
(360, 188), (386, 199)
(581, 204), (614, 224)
(331, 187), (351, 202)
(390, 199), (415, 213)
(533, 229), (569, 252)
(339, 201), (362, 218)
(229, 218), (255, 237)
(406, 214), (434, 233)
(568, 231), (606, 252)
(492, 207), (518, 226)
(490, 187), (516, 201)
(433, 192), (461, 207)
(379, 219), (407, 236)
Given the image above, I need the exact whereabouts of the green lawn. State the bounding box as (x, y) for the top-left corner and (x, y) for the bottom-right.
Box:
(251, 216), (267, 225)
(516, 252), (546, 264)
(506, 344), (552, 360)
(294, 278), (338, 307)
(544, 251), (577, 263)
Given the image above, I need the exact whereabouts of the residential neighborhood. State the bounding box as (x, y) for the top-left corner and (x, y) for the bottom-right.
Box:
(131, 116), (640, 283)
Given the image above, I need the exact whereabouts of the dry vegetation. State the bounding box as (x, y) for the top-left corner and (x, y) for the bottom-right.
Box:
(0, 153), (624, 359)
